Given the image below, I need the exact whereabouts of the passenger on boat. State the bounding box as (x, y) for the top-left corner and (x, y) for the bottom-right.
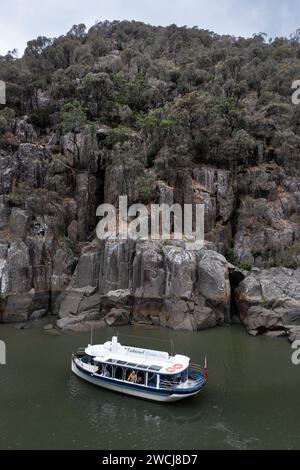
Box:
(103, 369), (111, 378)
(137, 375), (143, 384)
(128, 370), (137, 383)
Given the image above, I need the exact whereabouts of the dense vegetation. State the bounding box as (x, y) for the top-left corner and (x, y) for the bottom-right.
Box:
(1, 21), (300, 175)
(1, 21), (300, 269)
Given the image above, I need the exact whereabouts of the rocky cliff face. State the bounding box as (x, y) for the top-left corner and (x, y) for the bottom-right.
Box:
(0, 119), (300, 340)
(57, 241), (238, 332)
(236, 268), (300, 341)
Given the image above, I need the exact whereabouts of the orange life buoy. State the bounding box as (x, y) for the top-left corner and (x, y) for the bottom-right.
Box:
(173, 363), (183, 370)
(166, 366), (176, 372)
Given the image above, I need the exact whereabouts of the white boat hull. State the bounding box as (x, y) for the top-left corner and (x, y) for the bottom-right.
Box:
(71, 361), (200, 403)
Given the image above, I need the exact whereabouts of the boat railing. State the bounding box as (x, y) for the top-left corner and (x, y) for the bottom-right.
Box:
(160, 373), (205, 390)
(189, 364), (206, 386)
(190, 362), (203, 372)
(159, 380), (179, 391)
(74, 347), (86, 356)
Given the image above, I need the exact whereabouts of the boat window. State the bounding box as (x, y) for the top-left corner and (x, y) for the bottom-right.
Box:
(125, 368), (131, 382)
(159, 374), (174, 390)
(181, 369), (188, 382)
(136, 371), (145, 385)
(160, 374), (170, 382)
(115, 366), (124, 381)
(147, 373), (157, 388)
(96, 363), (103, 374)
(104, 364), (113, 378)
(149, 365), (162, 372)
(116, 360), (126, 365)
(160, 373), (181, 383)
(173, 373), (181, 383)
(81, 355), (93, 364)
(125, 368), (139, 383)
(137, 364), (148, 369)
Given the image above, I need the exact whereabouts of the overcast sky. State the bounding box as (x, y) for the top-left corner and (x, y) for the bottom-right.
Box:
(1, 0), (300, 56)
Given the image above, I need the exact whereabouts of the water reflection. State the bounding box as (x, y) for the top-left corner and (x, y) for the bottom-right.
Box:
(68, 372), (205, 435)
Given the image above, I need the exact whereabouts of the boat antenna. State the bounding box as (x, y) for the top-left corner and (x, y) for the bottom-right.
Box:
(170, 339), (175, 357)
(90, 322), (93, 346)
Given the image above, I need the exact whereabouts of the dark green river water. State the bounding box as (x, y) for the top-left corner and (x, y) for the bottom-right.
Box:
(0, 321), (299, 450)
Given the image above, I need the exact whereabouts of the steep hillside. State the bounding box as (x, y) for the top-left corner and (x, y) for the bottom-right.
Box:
(0, 21), (300, 339)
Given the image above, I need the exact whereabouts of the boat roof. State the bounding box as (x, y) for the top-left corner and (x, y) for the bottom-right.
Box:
(85, 337), (190, 375)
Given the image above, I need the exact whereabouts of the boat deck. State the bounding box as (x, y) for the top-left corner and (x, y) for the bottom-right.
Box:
(85, 338), (190, 375)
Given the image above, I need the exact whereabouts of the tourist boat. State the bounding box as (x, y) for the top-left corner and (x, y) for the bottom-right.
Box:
(71, 336), (207, 402)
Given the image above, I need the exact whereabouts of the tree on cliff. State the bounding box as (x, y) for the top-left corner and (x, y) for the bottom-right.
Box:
(0, 20), (300, 203)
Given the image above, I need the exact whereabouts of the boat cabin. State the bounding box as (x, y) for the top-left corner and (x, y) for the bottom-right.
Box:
(77, 336), (191, 390)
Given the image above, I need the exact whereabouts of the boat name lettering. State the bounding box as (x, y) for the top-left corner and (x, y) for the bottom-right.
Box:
(128, 348), (143, 354)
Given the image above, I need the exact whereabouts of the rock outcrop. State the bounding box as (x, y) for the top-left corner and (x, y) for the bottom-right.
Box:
(236, 268), (300, 341)
(55, 239), (238, 331)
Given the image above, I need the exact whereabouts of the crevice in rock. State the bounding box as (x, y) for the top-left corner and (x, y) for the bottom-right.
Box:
(229, 269), (244, 323)
(87, 164), (106, 235)
(0, 300), (4, 322)
(256, 325), (268, 335)
(230, 192), (242, 241)
(95, 157), (106, 206)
